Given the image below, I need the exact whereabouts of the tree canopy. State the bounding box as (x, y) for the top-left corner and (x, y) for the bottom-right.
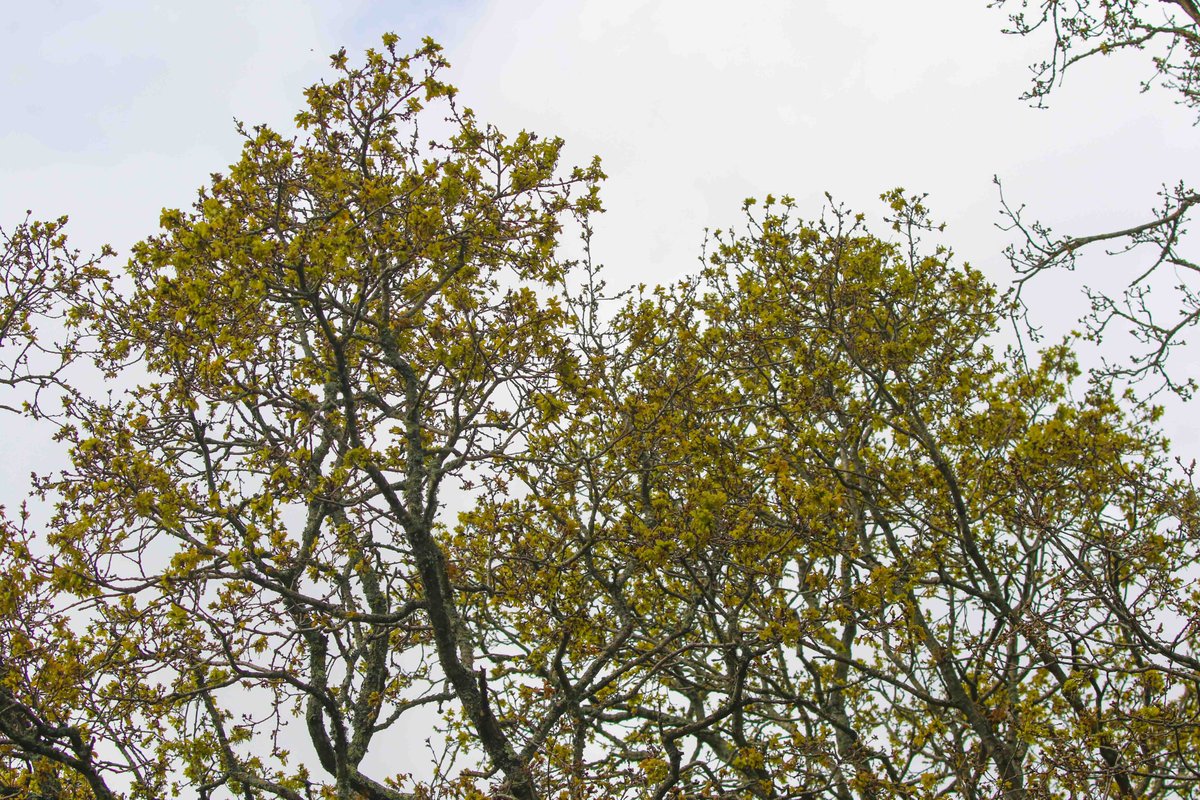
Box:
(1, 25), (1199, 800)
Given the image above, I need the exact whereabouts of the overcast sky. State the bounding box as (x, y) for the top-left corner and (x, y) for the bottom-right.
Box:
(4, 1), (1195, 296)
(4, 1), (1194, 281)
(2, 0), (1198, 776)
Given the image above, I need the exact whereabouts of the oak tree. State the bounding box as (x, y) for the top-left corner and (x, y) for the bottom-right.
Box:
(466, 193), (1200, 799)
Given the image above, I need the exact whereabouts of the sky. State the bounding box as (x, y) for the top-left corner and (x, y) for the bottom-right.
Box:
(3, 2), (1194, 301)
(3, 1), (1194, 281)
(2, 0), (1198, 780)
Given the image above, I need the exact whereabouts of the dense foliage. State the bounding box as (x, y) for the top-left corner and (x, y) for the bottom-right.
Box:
(1, 24), (1198, 800)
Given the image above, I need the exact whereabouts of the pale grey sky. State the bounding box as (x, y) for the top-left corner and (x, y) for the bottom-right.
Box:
(4, 2), (1192, 290)
(2, 0), (1198, 779)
